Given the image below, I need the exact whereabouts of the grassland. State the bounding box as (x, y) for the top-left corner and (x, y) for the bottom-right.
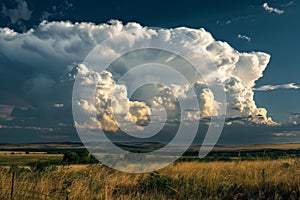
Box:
(0, 143), (299, 199)
(0, 159), (300, 199)
(0, 151), (63, 166)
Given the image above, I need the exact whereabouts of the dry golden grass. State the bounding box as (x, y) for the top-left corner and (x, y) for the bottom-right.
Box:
(0, 158), (300, 200)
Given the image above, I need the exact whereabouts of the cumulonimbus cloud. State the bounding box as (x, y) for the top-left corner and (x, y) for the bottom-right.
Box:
(0, 20), (278, 132)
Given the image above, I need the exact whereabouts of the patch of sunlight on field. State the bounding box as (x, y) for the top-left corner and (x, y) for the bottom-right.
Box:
(57, 164), (90, 172)
(0, 151), (63, 166)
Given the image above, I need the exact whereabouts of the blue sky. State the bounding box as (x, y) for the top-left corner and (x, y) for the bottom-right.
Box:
(0, 0), (299, 144)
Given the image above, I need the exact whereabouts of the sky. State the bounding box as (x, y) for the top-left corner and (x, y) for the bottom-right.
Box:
(0, 0), (300, 144)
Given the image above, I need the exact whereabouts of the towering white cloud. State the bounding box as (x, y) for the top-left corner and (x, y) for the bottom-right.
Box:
(0, 20), (277, 132)
(194, 82), (220, 118)
(75, 64), (152, 132)
(222, 77), (276, 125)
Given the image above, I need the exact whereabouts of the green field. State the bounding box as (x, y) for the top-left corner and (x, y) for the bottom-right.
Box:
(0, 152), (63, 166)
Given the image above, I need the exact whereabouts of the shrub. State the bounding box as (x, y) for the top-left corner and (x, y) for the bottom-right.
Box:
(138, 171), (177, 195)
(28, 161), (51, 172)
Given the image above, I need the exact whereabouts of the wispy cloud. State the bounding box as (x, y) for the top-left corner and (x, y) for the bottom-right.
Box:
(273, 132), (297, 137)
(224, 15), (254, 25)
(0, 105), (14, 120)
(0, 124), (53, 132)
(40, 0), (73, 21)
(254, 83), (300, 91)
(54, 103), (64, 108)
(1, 0), (32, 23)
(289, 113), (300, 126)
(263, 3), (284, 15)
(237, 34), (251, 42)
(281, 1), (294, 7)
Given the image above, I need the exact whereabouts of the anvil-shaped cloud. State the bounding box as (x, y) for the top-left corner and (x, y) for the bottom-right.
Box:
(0, 20), (277, 134)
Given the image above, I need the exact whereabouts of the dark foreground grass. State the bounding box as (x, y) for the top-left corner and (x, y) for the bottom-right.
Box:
(0, 159), (300, 199)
